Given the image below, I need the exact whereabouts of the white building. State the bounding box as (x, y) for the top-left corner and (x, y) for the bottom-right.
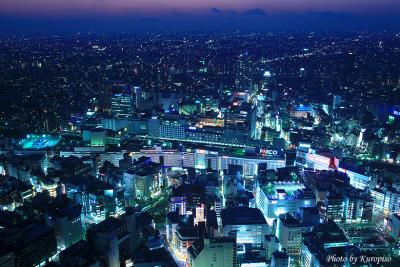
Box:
(296, 148), (338, 170)
(338, 167), (371, 190)
(45, 203), (85, 250)
(130, 147), (285, 176)
(262, 235), (281, 262)
(371, 186), (400, 216)
(256, 182), (316, 220)
(275, 214), (312, 257)
(220, 155), (285, 177)
(187, 237), (237, 267)
(221, 207), (270, 251)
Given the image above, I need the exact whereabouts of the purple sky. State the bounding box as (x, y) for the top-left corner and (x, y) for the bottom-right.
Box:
(2, 0), (399, 17)
(1, 0), (399, 33)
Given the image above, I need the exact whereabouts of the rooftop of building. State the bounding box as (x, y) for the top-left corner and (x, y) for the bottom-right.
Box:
(175, 225), (200, 240)
(338, 158), (368, 175)
(0, 210), (29, 231)
(302, 221), (349, 262)
(8, 222), (55, 249)
(133, 247), (178, 266)
(88, 217), (125, 234)
(18, 134), (61, 150)
(262, 181), (305, 194)
(221, 207), (267, 226)
(166, 211), (194, 226)
(45, 199), (82, 220)
(188, 236), (235, 260)
(0, 175), (32, 195)
(307, 221), (348, 243)
(280, 207), (320, 228)
(59, 240), (91, 259)
(279, 213), (302, 228)
(135, 211), (153, 226)
(61, 174), (113, 194)
(172, 184), (205, 198)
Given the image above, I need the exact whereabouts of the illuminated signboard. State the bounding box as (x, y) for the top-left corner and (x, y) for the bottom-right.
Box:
(307, 153), (338, 169)
(259, 149), (278, 156)
(306, 154), (330, 165)
(196, 149), (206, 154)
(393, 110), (400, 116)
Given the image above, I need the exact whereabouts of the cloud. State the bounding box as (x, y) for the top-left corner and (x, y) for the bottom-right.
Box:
(307, 10), (351, 17)
(209, 7), (223, 14)
(244, 8), (266, 16)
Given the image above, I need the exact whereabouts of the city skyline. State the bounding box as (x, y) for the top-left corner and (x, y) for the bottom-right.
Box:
(0, 1), (400, 267)
(1, 0), (400, 34)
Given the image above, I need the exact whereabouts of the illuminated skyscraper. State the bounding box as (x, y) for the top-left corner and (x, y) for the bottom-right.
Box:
(133, 86), (142, 109)
(332, 95), (341, 110)
(111, 85), (133, 118)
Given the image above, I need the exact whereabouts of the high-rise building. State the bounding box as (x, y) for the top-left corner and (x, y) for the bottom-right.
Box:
(321, 192), (345, 222)
(187, 237), (238, 267)
(262, 235), (281, 263)
(256, 181), (316, 220)
(59, 240), (100, 267)
(220, 153), (285, 177)
(250, 107), (257, 139)
(90, 128), (107, 146)
(332, 95), (341, 110)
(343, 192), (373, 222)
(86, 217), (130, 267)
(45, 201), (85, 250)
(169, 184), (206, 216)
(123, 171), (135, 204)
(134, 172), (157, 200)
(296, 147), (339, 171)
(174, 225), (200, 261)
(300, 221), (350, 267)
(61, 175), (123, 224)
(133, 86), (142, 110)
(148, 118), (161, 137)
(385, 213), (400, 241)
(0, 251), (14, 267)
(271, 250), (290, 267)
(101, 117), (132, 132)
(160, 119), (186, 140)
(371, 186), (400, 217)
(120, 207), (140, 254)
(338, 164), (372, 190)
(221, 207), (270, 251)
(8, 223), (58, 267)
(275, 213), (314, 257)
(111, 85), (133, 118)
(166, 211), (193, 247)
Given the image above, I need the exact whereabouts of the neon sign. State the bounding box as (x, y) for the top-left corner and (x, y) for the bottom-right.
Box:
(259, 149), (278, 156)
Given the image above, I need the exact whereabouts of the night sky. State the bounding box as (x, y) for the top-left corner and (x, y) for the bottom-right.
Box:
(1, 0), (400, 34)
